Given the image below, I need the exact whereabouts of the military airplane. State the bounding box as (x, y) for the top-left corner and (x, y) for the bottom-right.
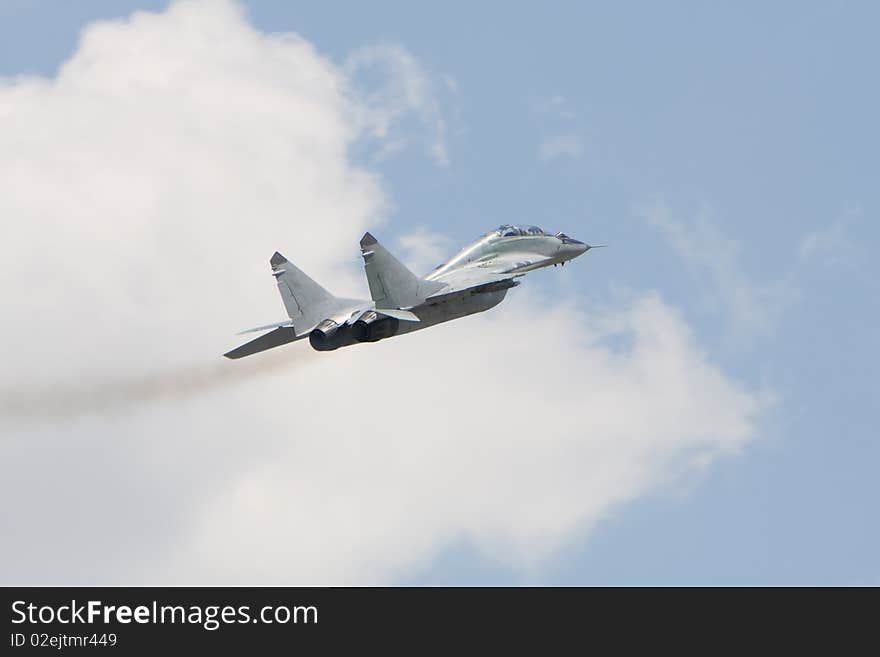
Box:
(224, 224), (600, 358)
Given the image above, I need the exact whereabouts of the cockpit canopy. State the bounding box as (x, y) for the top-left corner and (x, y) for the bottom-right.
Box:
(492, 224), (546, 238)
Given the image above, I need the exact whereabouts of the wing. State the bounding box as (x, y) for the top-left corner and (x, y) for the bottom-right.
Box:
(426, 252), (551, 300)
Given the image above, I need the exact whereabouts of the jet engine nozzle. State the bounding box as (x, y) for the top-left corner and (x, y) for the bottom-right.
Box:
(353, 311), (400, 342)
(309, 319), (347, 351)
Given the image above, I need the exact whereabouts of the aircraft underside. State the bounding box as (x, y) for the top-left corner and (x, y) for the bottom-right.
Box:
(309, 289), (508, 351)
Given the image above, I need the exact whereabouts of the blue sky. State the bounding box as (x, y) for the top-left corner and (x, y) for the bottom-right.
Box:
(1, 1), (877, 584)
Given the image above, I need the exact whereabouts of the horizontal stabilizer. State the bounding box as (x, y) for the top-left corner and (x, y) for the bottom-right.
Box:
(223, 327), (302, 359)
(236, 319), (295, 335)
(375, 308), (420, 322)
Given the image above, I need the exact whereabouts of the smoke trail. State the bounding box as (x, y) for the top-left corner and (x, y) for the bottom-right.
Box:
(0, 350), (320, 426)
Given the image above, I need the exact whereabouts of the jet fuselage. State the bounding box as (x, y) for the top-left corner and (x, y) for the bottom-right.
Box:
(224, 224), (597, 358)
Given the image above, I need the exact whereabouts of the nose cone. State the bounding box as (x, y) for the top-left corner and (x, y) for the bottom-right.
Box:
(557, 236), (589, 260)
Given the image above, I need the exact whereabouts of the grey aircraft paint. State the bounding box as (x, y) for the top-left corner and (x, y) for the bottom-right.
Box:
(223, 225), (597, 358)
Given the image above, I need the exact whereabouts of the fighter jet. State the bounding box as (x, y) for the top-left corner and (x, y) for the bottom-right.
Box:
(224, 224), (600, 358)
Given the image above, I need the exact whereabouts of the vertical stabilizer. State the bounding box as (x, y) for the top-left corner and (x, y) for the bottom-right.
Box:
(359, 233), (444, 309)
(270, 251), (334, 323)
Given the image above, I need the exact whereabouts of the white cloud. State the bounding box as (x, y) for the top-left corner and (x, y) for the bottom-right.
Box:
(534, 95), (582, 163)
(164, 292), (763, 583)
(345, 43), (450, 166)
(532, 94), (576, 120)
(642, 203), (797, 340)
(0, 0), (764, 584)
(798, 207), (863, 268)
(396, 227), (452, 275)
(538, 134), (583, 163)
